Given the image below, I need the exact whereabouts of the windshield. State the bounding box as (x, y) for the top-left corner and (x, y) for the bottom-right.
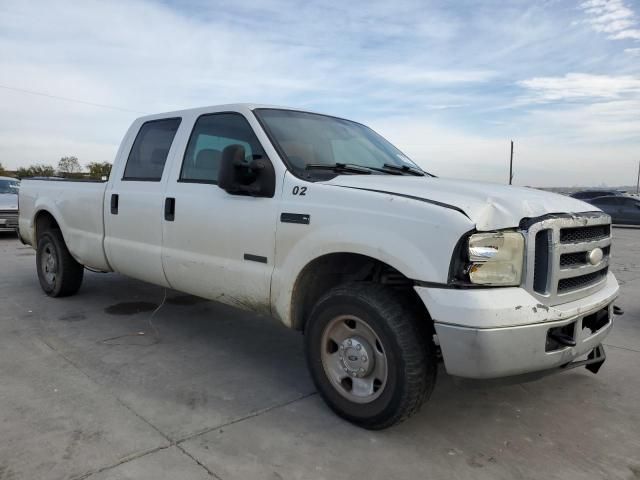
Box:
(254, 109), (426, 179)
(0, 179), (19, 194)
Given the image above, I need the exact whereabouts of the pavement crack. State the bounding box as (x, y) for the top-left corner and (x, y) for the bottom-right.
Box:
(176, 444), (223, 479)
(603, 343), (640, 354)
(70, 444), (173, 480)
(176, 391), (317, 444)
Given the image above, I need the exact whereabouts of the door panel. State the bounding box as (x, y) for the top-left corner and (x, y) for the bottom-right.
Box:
(161, 186), (277, 312)
(161, 112), (277, 313)
(104, 117), (182, 287)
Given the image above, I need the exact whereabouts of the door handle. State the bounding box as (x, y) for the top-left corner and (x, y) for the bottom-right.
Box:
(164, 197), (175, 221)
(110, 194), (119, 214)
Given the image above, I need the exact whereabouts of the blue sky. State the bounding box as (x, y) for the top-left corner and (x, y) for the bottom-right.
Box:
(0, 0), (638, 186)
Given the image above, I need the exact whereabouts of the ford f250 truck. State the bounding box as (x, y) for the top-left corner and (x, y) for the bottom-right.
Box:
(18, 104), (620, 429)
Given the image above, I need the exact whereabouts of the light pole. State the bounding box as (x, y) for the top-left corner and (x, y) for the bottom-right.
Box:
(509, 140), (514, 185)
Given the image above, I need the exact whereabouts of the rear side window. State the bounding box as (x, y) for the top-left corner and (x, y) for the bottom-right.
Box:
(123, 118), (181, 181)
(180, 113), (264, 184)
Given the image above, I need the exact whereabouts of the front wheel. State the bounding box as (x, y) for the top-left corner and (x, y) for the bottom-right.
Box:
(36, 230), (84, 297)
(305, 282), (437, 429)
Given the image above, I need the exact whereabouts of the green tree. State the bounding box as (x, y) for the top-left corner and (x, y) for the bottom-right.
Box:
(58, 156), (82, 175)
(0, 162), (6, 176)
(16, 164), (56, 178)
(86, 161), (112, 179)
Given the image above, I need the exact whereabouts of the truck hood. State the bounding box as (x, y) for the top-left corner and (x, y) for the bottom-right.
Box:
(323, 176), (598, 230)
(0, 193), (18, 210)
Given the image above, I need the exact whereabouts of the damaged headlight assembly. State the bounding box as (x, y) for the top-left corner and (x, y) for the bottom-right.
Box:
(453, 231), (525, 286)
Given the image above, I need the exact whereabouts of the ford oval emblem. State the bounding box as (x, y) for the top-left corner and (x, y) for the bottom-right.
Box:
(588, 248), (603, 265)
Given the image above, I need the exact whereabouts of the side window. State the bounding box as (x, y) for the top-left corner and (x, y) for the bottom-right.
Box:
(180, 113), (264, 184)
(123, 118), (181, 181)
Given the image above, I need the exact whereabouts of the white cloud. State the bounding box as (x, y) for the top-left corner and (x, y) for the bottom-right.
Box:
(579, 0), (640, 41)
(518, 73), (640, 101)
(611, 29), (640, 39)
(365, 65), (496, 85)
(516, 74), (640, 148)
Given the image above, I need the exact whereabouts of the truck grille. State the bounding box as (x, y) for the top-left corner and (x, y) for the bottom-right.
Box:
(559, 246), (610, 267)
(523, 213), (611, 305)
(559, 225), (610, 243)
(0, 210), (18, 229)
(557, 268), (608, 292)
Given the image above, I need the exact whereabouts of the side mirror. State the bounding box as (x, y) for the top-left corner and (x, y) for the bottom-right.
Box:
(218, 144), (275, 197)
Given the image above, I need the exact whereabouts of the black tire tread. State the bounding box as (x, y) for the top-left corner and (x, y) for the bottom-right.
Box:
(36, 229), (84, 297)
(308, 282), (436, 429)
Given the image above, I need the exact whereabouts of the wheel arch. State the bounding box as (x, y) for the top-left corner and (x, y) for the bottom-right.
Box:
(32, 209), (79, 264)
(287, 252), (433, 335)
(34, 209), (62, 240)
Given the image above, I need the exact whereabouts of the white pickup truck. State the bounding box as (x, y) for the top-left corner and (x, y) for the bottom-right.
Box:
(18, 104), (620, 429)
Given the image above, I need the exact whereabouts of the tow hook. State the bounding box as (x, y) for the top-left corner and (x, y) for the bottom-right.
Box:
(613, 305), (624, 316)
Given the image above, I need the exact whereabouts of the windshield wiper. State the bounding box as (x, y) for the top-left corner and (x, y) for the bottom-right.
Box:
(305, 163), (373, 174)
(382, 163), (425, 176)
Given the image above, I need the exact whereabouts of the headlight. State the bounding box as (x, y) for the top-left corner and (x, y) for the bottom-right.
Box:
(466, 231), (524, 286)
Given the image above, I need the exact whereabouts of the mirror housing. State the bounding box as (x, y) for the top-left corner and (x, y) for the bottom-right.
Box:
(218, 144), (275, 197)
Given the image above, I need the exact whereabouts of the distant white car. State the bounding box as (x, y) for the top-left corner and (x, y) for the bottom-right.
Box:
(0, 176), (19, 232)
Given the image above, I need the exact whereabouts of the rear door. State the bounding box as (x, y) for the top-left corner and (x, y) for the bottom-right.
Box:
(161, 112), (278, 313)
(104, 117), (182, 286)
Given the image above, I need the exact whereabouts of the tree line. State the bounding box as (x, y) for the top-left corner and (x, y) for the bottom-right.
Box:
(0, 157), (112, 180)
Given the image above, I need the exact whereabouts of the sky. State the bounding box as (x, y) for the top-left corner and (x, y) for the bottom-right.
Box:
(0, 0), (639, 187)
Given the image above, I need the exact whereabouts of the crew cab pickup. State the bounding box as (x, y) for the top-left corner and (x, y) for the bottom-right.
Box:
(18, 104), (620, 429)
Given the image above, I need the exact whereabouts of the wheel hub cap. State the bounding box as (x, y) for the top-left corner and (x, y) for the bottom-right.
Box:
(339, 336), (374, 377)
(320, 315), (388, 404)
(41, 245), (57, 285)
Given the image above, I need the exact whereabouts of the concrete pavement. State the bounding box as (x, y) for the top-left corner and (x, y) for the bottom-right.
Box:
(0, 229), (639, 480)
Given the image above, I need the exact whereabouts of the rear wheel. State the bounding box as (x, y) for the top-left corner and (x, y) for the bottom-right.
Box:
(305, 282), (436, 429)
(36, 229), (84, 297)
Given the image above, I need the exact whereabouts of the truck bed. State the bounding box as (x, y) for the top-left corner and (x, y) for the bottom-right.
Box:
(18, 178), (111, 271)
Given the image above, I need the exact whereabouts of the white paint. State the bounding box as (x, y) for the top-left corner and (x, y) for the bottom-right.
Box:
(17, 104), (619, 377)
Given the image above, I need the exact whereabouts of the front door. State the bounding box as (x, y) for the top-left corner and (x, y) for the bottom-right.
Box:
(104, 117), (182, 287)
(161, 112), (278, 314)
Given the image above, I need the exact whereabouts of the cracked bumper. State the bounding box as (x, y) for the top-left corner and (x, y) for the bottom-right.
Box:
(414, 273), (619, 378)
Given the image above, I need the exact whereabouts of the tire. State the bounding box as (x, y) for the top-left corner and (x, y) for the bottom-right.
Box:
(36, 229), (84, 297)
(305, 282), (437, 430)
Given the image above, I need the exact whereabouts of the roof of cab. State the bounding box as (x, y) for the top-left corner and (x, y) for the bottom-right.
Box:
(135, 103), (314, 123)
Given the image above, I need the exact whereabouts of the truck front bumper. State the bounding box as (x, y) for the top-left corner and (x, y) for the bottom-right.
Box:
(414, 272), (619, 379)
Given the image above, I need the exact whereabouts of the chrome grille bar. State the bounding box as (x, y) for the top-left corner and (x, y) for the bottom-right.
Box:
(523, 213), (612, 306)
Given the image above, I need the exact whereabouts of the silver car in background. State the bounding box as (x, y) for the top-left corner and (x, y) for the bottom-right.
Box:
(0, 176), (20, 232)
